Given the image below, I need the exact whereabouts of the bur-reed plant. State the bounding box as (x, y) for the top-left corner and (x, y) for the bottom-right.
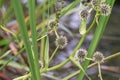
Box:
(0, 0), (118, 80)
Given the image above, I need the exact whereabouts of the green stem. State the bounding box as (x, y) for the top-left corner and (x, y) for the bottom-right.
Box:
(0, 50), (11, 59)
(69, 57), (91, 80)
(85, 57), (93, 61)
(49, 46), (59, 63)
(13, 73), (60, 80)
(42, 73), (60, 80)
(13, 73), (31, 80)
(71, 35), (86, 56)
(55, 30), (59, 38)
(37, 34), (47, 41)
(71, 14), (96, 57)
(16, 52), (120, 80)
(40, 35), (45, 62)
(98, 63), (103, 80)
(46, 59), (70, 71)
(0, 48), (24, 70)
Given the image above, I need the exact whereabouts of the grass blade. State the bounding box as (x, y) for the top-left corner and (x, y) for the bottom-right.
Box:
(28, 0), (40, 79)
(11, 0), (37, 79)
(44, 36), (49, 68)
(60, 0), (81, 17)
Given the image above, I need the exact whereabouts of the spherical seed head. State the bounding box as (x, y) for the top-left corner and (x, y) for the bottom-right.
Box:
(55, 36), (68, 49)
(93, 51), (104, 63)
(79, 9), (89, 20)
(48, 20), (56, 29)
(75, 48), (87, 62)
(91, 0), (98, 8)
(100, 3), (111, 16)
(81, 0), (91, 6)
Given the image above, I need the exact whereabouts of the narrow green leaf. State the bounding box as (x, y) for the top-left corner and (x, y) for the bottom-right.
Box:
(0, 48), (24, 70)
(40, 37), (45, 62)
(60, 0), (81, 17)
(28, 0), (40, 79)
(44, 36), (49, 68)
(79, 19), (87, 35)
(0, 50), (11, 59)
(11, 0), (37, 80)
(0, 60), (29, 71)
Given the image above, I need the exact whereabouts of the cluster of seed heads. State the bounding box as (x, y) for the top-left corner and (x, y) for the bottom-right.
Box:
(80, 0), (111, 18)
(75, 49), (104, 63)
(54, 0), (68, 49)
(55, 36), (68, 49)
(75, 48), (87, 62)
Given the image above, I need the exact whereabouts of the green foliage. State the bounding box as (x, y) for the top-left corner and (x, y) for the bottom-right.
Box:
(0, 0), (117, 80)
(11, 0), (39, 80)
(77, 0), (115, 80)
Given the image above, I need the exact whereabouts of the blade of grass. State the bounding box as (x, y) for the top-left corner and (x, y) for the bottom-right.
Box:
(0, 60), (29, 71)
(40, 1), (47, 64)
(0, 50), (11, 59)
(60, 0), (80, 17)
(40, 36), (45, 62)
(28, 0), (40, 79)
(77, 0), (115, 80)
(44, 36), (49, 68)
(11, 0), (37, 80)
(0, 48), (24, 70)
(49, 46), (59, 63)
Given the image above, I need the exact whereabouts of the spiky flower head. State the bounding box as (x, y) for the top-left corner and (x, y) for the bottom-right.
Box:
(90, 0), (98, 8)
(75, 48), (87, 62)
(55, 36), (68, 49)
(93, 51), (104, 63)
(81, 0), (91, 6)
(100, 3), (111, 16)
(48, 20), (56, 29)
(79, 9), (89, 20)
